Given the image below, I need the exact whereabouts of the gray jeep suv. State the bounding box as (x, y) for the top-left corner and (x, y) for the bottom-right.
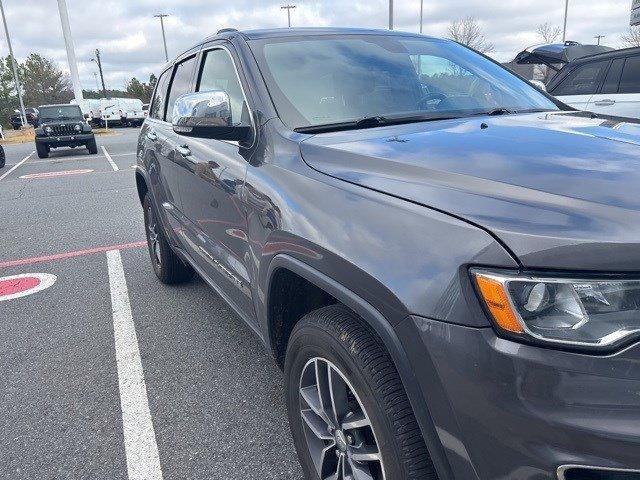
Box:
(135, 28), (640, 480)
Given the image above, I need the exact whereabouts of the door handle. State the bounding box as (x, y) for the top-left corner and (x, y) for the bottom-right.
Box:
(146, 130), (158, 141)
(594, 99), (615, 106)
(176, 145), (192, 157)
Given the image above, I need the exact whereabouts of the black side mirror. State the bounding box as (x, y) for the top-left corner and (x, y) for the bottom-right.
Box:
(172, 90), (250, 142)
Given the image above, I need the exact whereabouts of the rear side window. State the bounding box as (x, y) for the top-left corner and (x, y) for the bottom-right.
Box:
(552, 60), (609, 96)
(166, 56), (197, 122)
(149, 71), (170, 120)
(619, 56), (640, 94)
(601, 58), (624, 94)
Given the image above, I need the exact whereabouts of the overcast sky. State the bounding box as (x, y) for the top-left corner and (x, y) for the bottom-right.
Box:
(0, 0), (635, 90)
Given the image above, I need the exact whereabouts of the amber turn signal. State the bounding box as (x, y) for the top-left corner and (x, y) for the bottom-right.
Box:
(474, 273), (524, 334)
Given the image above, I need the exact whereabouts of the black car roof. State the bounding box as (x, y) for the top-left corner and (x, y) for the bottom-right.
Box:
(569, 46), (640, 64)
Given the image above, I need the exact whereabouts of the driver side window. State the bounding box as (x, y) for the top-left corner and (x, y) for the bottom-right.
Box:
(197, 49), (247, 125)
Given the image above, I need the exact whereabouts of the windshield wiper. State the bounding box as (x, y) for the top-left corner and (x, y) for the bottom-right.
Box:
(484, 108), (515, 116)
(294, 113), (459, 134)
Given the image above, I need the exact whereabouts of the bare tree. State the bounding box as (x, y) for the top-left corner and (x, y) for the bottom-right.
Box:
(621, 26), (640, 47)
(448, 17), (494, 53)
(536, 22), (562, 43)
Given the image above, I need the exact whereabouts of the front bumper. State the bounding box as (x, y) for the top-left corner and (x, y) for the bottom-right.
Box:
(396, 316), (640, 480)
(35, 133), (94, 148)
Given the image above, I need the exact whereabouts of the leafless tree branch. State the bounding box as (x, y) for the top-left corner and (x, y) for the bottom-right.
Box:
(448, 16), (494, 53)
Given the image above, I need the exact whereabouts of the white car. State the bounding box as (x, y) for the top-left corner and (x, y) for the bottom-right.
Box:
(548, 47), (640, 120)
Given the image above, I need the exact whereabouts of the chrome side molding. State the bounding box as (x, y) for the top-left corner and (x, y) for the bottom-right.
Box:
(558, 464), (640, 480)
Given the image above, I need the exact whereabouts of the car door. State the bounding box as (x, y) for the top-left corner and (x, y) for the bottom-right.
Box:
(140, 68), (185, 235)
(589, 55), (640, 120)
(169, 45), (256, 322)
(550, 59), (610, 110)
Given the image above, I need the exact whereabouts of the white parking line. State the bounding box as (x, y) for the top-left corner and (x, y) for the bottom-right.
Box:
(102, 146), (119, 171)
(0, 151), (34, 181)
(106, 250), (163, 480)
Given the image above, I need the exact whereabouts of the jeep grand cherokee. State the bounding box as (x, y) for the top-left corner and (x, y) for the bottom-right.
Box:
(135, 28), (640, 480)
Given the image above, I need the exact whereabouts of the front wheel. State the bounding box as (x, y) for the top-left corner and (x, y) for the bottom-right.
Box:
(86, 137), (98, 154)
(36, 142), (49, 159)
(285, 305), (437, 480)
(143, 192), (194, 284)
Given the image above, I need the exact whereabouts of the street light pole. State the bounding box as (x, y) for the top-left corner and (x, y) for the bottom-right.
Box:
(281, 5), (296, 28)
(562, 0), (569, 42)
(57, 0), (84, 106)
(389, 0), (394, 30)
(154, 14), (169, 62)
(594, 34), (605, 45)
(419, 0), (423, 33)
(0, 0), (26, 127)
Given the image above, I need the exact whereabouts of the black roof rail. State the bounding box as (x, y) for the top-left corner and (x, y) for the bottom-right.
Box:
(217, 28), (238, 34)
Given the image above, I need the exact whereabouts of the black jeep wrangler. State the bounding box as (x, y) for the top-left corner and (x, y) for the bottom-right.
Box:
(34, 104), (97, 159)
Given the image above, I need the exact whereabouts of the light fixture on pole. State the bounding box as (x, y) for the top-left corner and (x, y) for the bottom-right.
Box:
(281, 4), (296, 28)
(594, 34), (605, 45)
(154, 14), (170, 62)
(0, 0), (26, 127)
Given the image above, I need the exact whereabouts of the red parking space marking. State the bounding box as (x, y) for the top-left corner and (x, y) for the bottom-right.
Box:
(19, 169), (94, 179)
(0, 273), (57, 302)
(0, 241), (146, 269)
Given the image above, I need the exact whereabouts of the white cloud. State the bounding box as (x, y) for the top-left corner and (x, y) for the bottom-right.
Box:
(0, 0), (634, 91)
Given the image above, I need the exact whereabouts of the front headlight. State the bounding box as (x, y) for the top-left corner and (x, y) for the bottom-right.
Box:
(472, 269), (640, 351)
(44, 126), (52, 134)
(74, 124), (82, 132)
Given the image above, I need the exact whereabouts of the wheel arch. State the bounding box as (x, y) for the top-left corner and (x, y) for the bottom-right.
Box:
(135, 166), (149, 205)
(265, 254), (454, 480)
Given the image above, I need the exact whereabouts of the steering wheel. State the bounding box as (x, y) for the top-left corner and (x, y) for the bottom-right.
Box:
(417, 92), (449, 111)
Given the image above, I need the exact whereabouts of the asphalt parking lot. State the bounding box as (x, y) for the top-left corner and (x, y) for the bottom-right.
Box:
(0, 128), (303, 479)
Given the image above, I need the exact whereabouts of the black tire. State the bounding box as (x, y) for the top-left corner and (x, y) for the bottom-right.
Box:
(143, 192), (194, 284)
(0, 146), (5, 169)
(87, 137), (98, 155)
(285, 305), (437, 480)
(12, 125), (19, 130)
(36, 142), (49, 159)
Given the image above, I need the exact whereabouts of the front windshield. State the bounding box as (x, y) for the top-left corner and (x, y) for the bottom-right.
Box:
(250, 34), (559, 130)
(39, 105), (83, 121)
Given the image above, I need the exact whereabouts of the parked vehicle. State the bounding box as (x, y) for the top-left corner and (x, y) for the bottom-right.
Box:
(9, 107), (39, 129)
(136, 28), (640, 480)
(35, 104), (97, 158)
(546, 47), (640, 119)
(0, 144), (4, 169)
(117, 98), (146, 126)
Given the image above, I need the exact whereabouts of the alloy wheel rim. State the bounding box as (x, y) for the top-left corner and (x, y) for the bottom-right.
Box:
(299, 357), (385, 480)
(147, 206), (161, 266)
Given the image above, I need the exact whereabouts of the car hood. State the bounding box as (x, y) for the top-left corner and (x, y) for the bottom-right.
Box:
(300, 112), (640, 271)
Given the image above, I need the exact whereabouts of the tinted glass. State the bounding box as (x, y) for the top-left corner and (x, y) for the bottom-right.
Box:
(39, 105), (83, 121)
(166, 56), (197, 122)
(619, 56), (640, 94)
(197, 49), (247, 125)
(602, 58), (624, 94)
(149, 70), (170, 120)
(552, 61), (608, 96)
(250, 35), (558, 129)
